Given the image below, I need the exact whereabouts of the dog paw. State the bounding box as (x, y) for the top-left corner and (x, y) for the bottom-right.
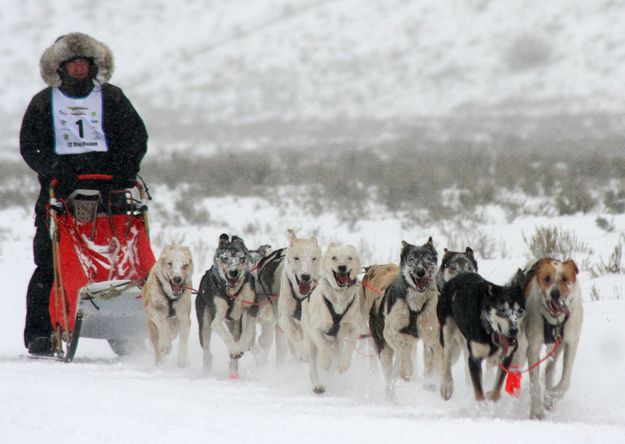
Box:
(440, 382), (453, 401)
(313, 386), (326, 395)
(337, 356), (352, 373)
(177, 356), (190, 368)
(159, 342), (172, 356)
(544, 392), (559, 412)
(530, 410), (545, 420)
(319, 353), (332, 370)
(487, 389), (501, 403)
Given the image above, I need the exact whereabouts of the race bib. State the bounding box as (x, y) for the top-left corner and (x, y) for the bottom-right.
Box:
(52, 87), (109, 155)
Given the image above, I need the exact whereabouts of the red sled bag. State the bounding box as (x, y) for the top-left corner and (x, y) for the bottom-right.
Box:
(48, 174), (155, 361)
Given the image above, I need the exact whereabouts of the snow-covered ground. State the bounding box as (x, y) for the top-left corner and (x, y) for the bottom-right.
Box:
(1, 199), (624, 443)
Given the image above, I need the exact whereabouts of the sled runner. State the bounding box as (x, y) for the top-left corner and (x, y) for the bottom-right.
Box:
(48, 174), (155, 362)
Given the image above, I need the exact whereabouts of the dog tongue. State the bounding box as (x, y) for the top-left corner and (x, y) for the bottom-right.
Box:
(298, 281), (311, 295)
(500, 334), (510, 356)
(550, 299), (570, 317)
(337, 273), (352, 286)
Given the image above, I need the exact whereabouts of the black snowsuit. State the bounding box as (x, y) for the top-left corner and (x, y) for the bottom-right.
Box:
(20, 81), (148, 347)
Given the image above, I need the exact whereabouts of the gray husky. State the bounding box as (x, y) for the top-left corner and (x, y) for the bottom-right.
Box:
(435, 247), (478, 292)
(196, 234), (258, 377)
(369, 238), (440, 393)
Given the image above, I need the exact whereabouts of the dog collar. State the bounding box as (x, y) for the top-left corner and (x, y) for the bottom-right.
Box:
(543, 315), (569, 344)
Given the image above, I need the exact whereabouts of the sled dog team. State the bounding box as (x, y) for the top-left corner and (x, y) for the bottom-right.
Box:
(142, 230), (583, 420)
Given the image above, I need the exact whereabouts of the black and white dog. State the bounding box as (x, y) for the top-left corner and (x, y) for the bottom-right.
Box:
(253, 247), (286, 364)
(369, 238), (441, 393)
(196, 234), (259, 378)
(438, 272), (525, 402)
(435, 247), (478, 292)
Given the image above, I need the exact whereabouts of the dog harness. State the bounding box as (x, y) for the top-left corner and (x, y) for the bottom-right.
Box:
(156, 277), (182, 318)
(323, 296), (355, 337)
(399, 299), (429, 338)
(543, 315), (569, 344)
(288, 280), (312, 321)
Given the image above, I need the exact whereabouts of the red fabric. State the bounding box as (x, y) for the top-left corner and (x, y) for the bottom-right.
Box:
(49, 213), (155, 333)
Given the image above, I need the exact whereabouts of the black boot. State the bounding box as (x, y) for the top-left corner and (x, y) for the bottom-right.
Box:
(28, 336), (53, 356)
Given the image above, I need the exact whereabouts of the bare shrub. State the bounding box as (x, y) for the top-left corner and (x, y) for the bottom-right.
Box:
(589, 285), (600, 301)
(523, 225), (594, 260)
(442, 224), (498, 260)
(591, 236), (624, 277)
(595, 216), (615, 233)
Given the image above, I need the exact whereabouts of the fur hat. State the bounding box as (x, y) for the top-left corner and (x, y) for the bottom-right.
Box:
(40, 32), (114, 87)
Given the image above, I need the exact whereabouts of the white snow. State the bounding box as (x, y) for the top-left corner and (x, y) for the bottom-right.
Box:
(1, 200), (624, 443)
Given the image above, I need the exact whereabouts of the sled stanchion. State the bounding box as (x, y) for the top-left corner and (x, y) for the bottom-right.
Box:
(63, 311), (83, 363)
(50, 182), (71, 343)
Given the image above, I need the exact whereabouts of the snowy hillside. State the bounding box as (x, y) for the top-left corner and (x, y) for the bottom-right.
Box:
(4, 0), (625, 152)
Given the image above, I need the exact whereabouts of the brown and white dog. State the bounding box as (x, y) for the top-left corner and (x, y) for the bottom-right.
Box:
(142, 244), (194, 367)
(513, 258), (583, 419)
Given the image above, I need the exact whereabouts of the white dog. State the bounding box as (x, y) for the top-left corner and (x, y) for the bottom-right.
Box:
(301, 243), (364, 394)
(142, 244), (194, 367)
(277, 229), (322, 362)
(513, 258), (583, 419)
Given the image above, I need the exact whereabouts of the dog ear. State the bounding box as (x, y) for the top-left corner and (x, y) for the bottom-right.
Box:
(288, 228), (297, 246)
(219, 233), (229, 247)
(563, 259), (579, 275)
(465, 247), (474, 256)
(426, 237), (434, 247)
(231, 236), (247, 251)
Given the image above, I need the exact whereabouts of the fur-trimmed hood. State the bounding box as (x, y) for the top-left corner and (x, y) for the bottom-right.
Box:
(40, 32), (114, 87)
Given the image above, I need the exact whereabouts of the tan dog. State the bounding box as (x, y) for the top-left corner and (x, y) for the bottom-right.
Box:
(513, 258), (583, 419)
(142, 244), (194, 367)
(301, 243), (364, 394)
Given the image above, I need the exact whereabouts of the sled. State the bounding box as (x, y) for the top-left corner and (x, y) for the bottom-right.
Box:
(48, 174), (155, 362)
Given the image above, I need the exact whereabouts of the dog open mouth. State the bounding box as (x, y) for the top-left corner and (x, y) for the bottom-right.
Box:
(296, 276), (312, 295)
(497, 334), (517, 356)
(333, 270), (353, 288)
(547, 298), (570, 317)
(226, 276), (239, 288)
(411, 274), (431, 292)
(169, 279), (184, 297)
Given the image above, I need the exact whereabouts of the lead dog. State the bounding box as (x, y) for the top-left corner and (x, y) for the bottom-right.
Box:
(142, 244), (194, 367)
(277, 229), (322, 362)
(301, 243), (364, 394)
(196, 234), (259, 377)
(438, 272), (525, 402)
(368, 238), (441, 393)
(513, 258), (583, 419)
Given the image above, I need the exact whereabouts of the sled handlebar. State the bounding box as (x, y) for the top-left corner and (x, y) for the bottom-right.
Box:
(50, 174), (142, 191)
